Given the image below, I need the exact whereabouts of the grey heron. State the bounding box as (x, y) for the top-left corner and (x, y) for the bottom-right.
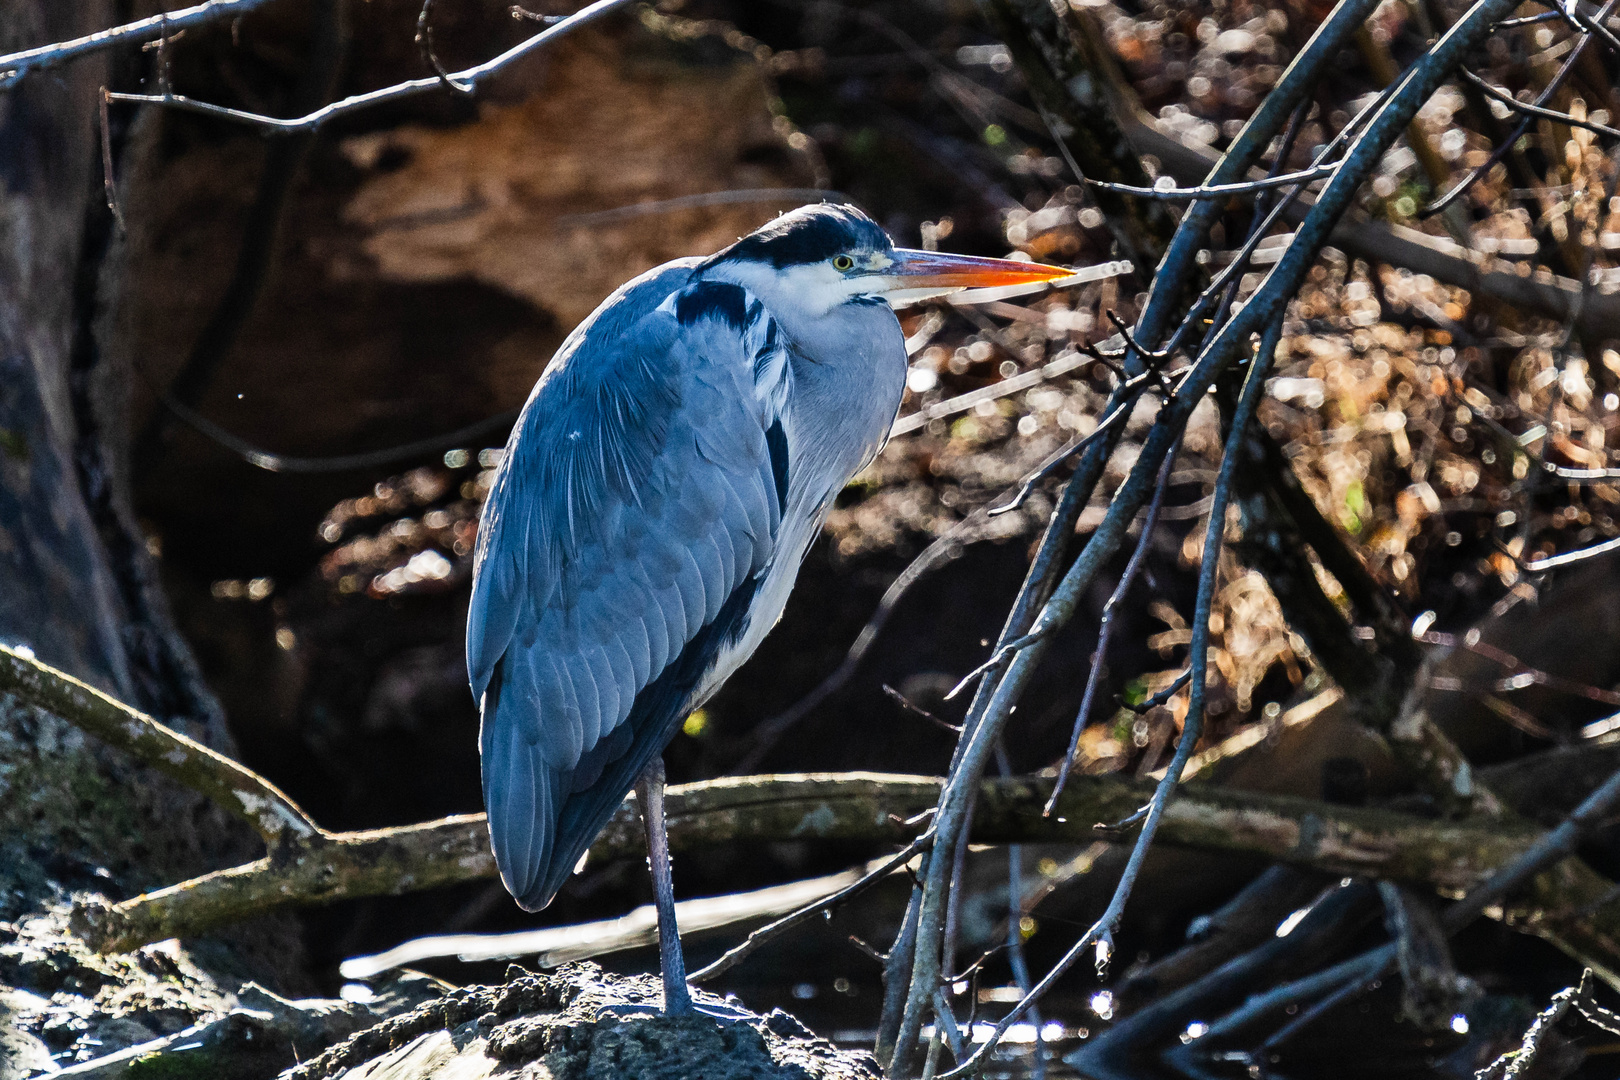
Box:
(467, 203), (1070, 1013)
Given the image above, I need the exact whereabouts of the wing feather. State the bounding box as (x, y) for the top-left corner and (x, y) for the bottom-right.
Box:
(468, 268), (792, 909)
(672, 544), (710, 640)
(688, 531), (729, 625)
(535, 651), (583, 768)
(599, 635), (639, 730)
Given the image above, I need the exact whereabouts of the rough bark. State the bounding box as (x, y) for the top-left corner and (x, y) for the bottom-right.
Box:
(0, 0), (245, 912)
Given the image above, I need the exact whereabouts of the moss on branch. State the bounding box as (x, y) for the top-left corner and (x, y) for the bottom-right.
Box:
(0, 644), (318, 844)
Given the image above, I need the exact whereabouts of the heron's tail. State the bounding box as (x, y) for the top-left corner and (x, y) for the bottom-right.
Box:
(479, 669), (567, 912)
(480, 657), (693, 912)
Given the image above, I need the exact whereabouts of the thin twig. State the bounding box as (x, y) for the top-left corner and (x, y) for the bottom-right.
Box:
(689, 835), (931, 983)
(510, 5), (565, 23)
(1493, 10), (1564, 30)
(416, 0), (474, 95)
(1526, 532), (1620, 571)
(154, 392), (517, 474)
(1481, 976), (1584, 1079)
(945, 632), (1044, 702)
(1559, 2), (1620, 58)
(986, 380), (1167, 517)
(884, 685), (963, 735)
(0, 0), (279, 81)
(106, 0), (638, 133)
(1460, 67), (1620, 140)
(1120, 669), (1192, 714)
(1541, 462), (1620, 481)
(1419, 629), (1620, 707)
(1089, 162), (1338, 200)
(98, 87), (126, 235)
(890, 347), (1092, 438)
(1422, 0), (1617, 217)
(1045, 443), (1179, 815)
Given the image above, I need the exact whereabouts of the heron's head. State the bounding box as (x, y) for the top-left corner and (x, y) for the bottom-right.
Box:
(704, 203), (1073, 317)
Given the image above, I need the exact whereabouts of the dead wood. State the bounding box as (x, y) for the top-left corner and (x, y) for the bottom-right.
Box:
(8, 636), (1611, 965)
(66, 766), (1620, 961)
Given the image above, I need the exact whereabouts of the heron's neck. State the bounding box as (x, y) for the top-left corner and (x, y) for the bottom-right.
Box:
(781, 298), (908, 502)
(697, 260), (907, 495)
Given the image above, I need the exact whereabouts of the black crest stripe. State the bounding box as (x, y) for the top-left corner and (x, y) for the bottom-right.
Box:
(765, 417), (790, 516)
(673, 281), (749, 329)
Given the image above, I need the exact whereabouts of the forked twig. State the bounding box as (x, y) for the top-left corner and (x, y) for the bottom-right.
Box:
(0, 0), (278, 81)
(416, 0), (474, 95)
(105, 0), (638, 133)
(1089, 161), (1338, 200)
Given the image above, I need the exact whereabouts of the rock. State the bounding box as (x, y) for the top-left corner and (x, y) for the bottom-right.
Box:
(0, 907), (449, 1078)
(0, 986), (56, 1080)
(285, 963), (876, 1080)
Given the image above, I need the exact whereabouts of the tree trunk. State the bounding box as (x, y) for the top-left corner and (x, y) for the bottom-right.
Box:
(0, 0), (245, 915)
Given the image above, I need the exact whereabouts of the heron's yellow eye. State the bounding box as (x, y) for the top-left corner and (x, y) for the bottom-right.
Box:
(832, 255), (855, 271)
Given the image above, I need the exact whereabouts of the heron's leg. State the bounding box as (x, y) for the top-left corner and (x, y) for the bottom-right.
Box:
(636, 756), (694, 1015)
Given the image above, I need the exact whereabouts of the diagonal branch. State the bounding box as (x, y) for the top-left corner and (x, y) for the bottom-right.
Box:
(0, 644), (318, 844)
(894, 1), (1524, 1072)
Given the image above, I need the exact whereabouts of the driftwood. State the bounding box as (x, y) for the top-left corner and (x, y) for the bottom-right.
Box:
(8, 629), (1620, 978)
(66, 769), (1620, 957)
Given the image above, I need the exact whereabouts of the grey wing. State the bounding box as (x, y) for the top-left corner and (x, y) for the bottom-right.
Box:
(467, 276), (788, 910)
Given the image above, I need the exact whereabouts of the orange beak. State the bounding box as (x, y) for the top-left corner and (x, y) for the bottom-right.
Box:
(890, 248), (1075, 287)
(877, 249), (1076, 306)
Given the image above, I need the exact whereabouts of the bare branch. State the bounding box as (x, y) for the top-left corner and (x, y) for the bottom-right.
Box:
(1461, 67), (1620, 140)
(0, 0), (278, 82)
(889, 346), (1092, 438)
(1526, 533), (1620, 572)
(1478, 975), (1587, 1080)
(105, 0), (639, 134)
(1089, 162), (1339, 200)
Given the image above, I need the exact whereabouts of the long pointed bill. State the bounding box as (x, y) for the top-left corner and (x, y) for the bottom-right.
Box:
(877, 248), (1077, 307)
